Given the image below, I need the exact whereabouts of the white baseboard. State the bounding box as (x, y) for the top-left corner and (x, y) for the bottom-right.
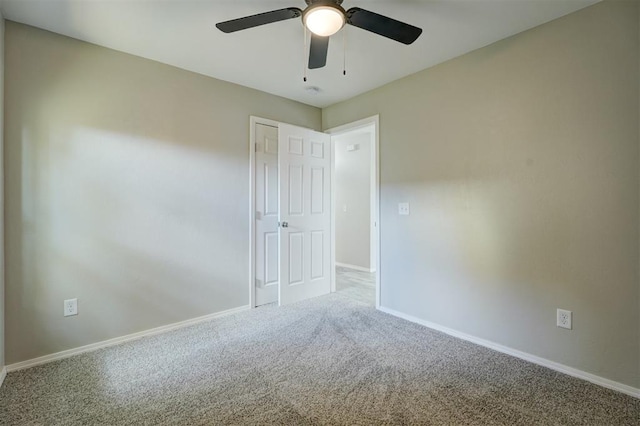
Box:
(378, 306), (640, 399)
(0, 367), (6, 388)
(336, 262), (375, 273)
(6, 305), (250, 373)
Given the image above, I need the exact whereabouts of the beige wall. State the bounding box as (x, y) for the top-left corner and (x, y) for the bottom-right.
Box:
(4, 22), (321, 364)
(335, 132), (372, 270)
(324, 1), (640, 388)
(0, 13), (4, 369)
(3, 0), (639, 389)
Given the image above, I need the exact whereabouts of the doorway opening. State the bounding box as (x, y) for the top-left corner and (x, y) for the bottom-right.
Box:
(249, 116), (379, 309)
(328, 116), (380, 308)
(250, 117), (332, 308)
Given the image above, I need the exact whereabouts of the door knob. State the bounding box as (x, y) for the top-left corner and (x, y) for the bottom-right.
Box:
(279, 221), (289, 228)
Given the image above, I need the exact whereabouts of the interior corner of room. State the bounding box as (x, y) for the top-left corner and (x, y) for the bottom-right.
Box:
(0, 0), (638, 417)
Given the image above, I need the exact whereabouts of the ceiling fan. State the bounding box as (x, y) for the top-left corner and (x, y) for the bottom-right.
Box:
(216, 0), (422, 70)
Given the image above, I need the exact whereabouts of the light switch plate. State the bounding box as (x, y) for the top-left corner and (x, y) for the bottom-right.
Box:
(398, 203), (410, 215)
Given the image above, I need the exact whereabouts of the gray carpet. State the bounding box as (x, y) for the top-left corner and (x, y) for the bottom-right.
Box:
(0, 294), (638, 425)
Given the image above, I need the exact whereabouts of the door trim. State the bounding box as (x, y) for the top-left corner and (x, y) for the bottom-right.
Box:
(325, 115), (381, 309)
(249, 116), (280, 309)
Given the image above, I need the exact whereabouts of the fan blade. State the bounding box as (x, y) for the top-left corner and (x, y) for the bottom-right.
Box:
(308, 34), (329, 69)
(346, 8), (422, 45)
(216, 8), (302, 33)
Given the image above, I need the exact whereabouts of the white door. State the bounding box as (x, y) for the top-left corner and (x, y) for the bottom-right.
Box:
(278, 123), (331, 305)
(254, 124), (279, 306)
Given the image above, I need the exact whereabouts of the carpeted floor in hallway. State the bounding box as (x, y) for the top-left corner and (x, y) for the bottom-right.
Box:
(0, 294), (638, 425)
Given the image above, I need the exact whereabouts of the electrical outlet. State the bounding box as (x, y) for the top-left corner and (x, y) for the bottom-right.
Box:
(64, 298), (78, 317)
(557, 309), (572, 329)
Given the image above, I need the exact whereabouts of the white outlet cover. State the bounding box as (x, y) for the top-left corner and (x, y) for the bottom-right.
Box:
(64, 298), (78, 317)
(557, 309), (572, 329)
(398, 202), (410, 215)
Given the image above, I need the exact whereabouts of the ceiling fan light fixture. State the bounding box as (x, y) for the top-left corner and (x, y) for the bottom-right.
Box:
(303, 5), (345, 37)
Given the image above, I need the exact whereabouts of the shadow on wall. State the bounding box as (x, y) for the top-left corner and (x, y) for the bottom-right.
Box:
(373, 20), (638, 383)
(379, 92), (638, 347)
(381, 170), (638, 380)
(4, 21), (267, 364)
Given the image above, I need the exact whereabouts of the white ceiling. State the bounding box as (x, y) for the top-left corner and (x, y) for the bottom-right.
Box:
(0, 0), (600, 108)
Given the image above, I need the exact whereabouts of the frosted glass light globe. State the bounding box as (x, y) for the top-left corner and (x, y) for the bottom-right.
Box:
(304, 6), (345, 37)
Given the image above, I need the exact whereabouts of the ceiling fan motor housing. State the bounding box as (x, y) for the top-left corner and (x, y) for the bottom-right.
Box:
(302, 0), (346, 21)
(305, 0), (344, 5)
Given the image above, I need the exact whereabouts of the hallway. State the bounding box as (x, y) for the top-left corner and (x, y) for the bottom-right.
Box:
(335, 266), (375, 305)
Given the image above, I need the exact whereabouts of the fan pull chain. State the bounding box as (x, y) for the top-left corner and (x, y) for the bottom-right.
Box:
(303, 26), (308, 82)
(343, 27), (347, 76)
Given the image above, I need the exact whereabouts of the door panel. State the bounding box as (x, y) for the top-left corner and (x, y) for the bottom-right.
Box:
(279, 124), (331, 305)
(310, 230), (324, 280)
(311, 167), (324, 214)
(288, 165), (304, 215)
(255, 124), (279, 306)
(288, 137), (304, 156)
(264, 232), (279, 284)
(264, 163), (278, 216)
(288, 232), (304, 285)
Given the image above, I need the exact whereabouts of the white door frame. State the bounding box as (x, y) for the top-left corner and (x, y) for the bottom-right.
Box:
(250, 115), (381, 309)
(249, 116), (280, 309)
(326, 115), (381, 309)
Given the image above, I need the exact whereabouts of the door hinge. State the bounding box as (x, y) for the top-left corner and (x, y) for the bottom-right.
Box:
(255, 278), (263, 288)
(255, 211), (262, 220)
(255, 142), (259, 152)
